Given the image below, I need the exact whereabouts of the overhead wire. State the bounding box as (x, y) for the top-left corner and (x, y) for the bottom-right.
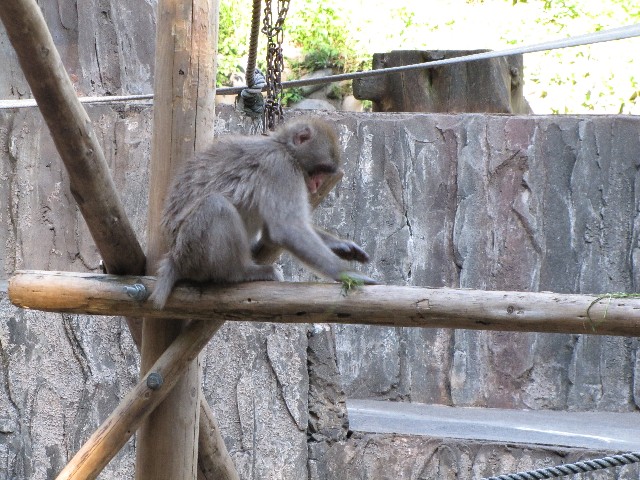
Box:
(220, 23), (640, 96)
(0, 23), (639, 110)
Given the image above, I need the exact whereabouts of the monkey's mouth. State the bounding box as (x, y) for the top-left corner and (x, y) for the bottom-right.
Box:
(306, 174), (328, 194)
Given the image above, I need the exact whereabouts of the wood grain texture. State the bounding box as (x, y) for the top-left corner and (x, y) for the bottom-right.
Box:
(9, 270), (640, 337)
(54, 317), (224, 480)
(136, 0), (218, 478)
(0, 1), (233, 475)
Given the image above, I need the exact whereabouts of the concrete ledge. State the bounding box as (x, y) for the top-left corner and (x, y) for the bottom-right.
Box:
(347, 399), (640, 452)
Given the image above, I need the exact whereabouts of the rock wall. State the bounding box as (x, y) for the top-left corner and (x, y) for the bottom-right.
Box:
(320, 434), (640, 480)
(1, 107), (640, 480)
(324, 114), (640, 412)
(0, 105), (150, 478)
(2, 2), (640, 478)
(0, 0), (155, 100)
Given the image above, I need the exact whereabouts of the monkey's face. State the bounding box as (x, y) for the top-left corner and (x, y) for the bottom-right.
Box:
(283, 118), (341, 194)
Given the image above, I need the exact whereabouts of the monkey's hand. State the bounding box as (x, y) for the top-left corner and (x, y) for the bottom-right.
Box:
(328, 240), (370, 263)
(314, 228), (370, 263)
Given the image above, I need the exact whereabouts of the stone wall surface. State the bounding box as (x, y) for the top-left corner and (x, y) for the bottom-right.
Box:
(319, 433), (640, 480)
(1, 1), (640, 478)
(0, 0), (156, 100)
(1, 106), (639, 480)
(325, 114), (640, 413)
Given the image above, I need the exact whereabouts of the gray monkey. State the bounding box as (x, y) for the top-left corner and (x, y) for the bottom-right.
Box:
(149, 117), (376, 308)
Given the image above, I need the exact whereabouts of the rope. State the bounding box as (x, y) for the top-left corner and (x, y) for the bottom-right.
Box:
(239, 69), (266, 118)
(1, 22), (639, 110)
(482, 452), (640, 480)
(245, 0), (262, 89)
(239, 0), (266, 118)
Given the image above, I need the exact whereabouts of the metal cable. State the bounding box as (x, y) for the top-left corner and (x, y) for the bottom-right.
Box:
(0, 94), (154, 109)
(217, 22), (640, 96)
(1, 23), (639, 109)
(482, 452), (640, 480)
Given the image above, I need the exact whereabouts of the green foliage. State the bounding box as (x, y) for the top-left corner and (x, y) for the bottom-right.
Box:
(286, 0), (361, 73)
(339, 273), (365, 296)
(216, 0), (640, 114)
(514, 0), (640, 114)
(280, 87), (304, 107)
(217, 2), (253, 86)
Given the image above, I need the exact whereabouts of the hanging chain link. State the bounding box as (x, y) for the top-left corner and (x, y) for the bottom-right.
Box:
(262, 0), (290, 132)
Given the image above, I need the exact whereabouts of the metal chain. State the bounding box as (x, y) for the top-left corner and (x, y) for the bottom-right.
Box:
(262, 0), (290, 132)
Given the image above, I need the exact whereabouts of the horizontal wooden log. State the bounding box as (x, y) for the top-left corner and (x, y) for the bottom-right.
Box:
(8, 270), (640, 337)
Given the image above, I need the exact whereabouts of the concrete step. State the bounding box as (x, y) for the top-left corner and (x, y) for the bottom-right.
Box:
(347, 399), (640, 452)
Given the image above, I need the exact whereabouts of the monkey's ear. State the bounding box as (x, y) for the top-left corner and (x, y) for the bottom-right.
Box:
(293, 126), (313, 146)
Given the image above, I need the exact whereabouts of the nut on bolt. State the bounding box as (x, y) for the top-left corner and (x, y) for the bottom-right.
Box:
(124, 283), (148, 301)
(146, 372), (163, 390)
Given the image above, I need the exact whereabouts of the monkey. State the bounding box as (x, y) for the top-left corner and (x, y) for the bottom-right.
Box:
(149, 117), (376, 309)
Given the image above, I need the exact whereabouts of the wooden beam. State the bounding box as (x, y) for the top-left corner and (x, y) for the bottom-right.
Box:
(0, 0), (145, 276)
(9, 270), (640, 337)
(198, 400), (239, 480)
(0, 1), (235, 478)
(137, 0), (218, 477)
(54, 317), (224, 480)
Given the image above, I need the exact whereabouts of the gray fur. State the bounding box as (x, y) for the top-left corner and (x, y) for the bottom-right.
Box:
(149, 118), (374, 309)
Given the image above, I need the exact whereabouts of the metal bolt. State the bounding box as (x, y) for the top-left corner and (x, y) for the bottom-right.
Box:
(123, 283), (148, 301)
(147, 372), (163, 390)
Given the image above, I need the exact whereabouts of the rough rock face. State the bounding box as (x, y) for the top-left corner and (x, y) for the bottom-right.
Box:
(0, 106), (151, 479)
(2, 3), (639, 479)
(307, 325), (349, 480)
(319, 433), (640, 480)
(0, 0), (155, 99)
(318, 114), (640, 413)
(1, 105), (640, 480)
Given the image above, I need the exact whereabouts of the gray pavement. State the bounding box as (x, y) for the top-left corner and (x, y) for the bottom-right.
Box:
(347, 399), (640, 452)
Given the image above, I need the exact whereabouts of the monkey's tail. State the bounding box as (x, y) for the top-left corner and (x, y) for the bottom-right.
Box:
(149, 255), (179, 309)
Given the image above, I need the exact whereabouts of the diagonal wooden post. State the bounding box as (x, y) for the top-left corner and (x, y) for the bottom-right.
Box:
(0, 2), (343, 477)
(0, 1), (236, 478)
(136, 0), (218, 478)
(0, 0), (145, 277)
(54, 318), (225, 480)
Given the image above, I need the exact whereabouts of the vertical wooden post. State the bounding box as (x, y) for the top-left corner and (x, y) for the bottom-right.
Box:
(136, 0), (218, 478)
